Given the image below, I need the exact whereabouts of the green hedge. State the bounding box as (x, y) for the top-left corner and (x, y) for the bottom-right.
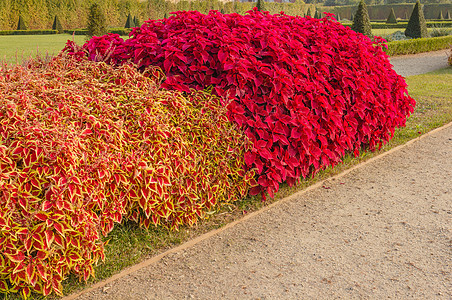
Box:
(385, 35), (452, 56)
(342, 21), (452, 29)
(0, 29), (58, 35)
(65, 28), (131, 35)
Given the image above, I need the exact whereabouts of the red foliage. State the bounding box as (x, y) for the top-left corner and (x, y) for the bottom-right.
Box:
(71, 9), (415, 199)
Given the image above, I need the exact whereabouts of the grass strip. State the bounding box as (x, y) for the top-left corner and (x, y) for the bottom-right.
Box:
(48, 67), (451, 299)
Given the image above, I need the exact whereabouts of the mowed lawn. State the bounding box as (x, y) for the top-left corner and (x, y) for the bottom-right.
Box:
(0, 34), (87, 65)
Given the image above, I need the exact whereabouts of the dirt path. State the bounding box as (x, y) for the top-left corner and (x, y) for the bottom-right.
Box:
(390, 49), (450, 77)
(68, 121), (452, 299)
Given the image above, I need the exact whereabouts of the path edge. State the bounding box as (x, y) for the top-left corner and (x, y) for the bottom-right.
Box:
(64, 121), (452, 300)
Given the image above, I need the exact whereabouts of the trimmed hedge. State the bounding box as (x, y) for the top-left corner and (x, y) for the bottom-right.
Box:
(0, 53), (254, 297)
(65, 28), (131, 36)
(0, 30), (58, 35)
(72, 10), (415, 199)
(342, 21), (452, 29)
(385, 35), (452, 56)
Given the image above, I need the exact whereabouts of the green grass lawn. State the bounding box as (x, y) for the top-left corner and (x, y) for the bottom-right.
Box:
(0, 34), (87, 65)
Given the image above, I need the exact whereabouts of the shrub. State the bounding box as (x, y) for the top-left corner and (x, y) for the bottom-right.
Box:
(0, 53), (254, 297)
(385, 35), (452, 55)
(405, 1), (428, 39)
(125, 13), (135, 28)
(52, 15), (64, 33)
(256, 0), (264, 12)
(16, 16), (27, 30)
(74, 9), (415, 199)
(386, 8), (398, 24)
(438, 11), (443, 20)
(351, 0), (372, 37)
(87, 3), (107, 37)
(446, 11), (450, 20)
(134, 16), (141, 27)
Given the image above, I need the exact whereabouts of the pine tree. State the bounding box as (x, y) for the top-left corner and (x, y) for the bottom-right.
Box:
(386, 8), (397, 24)
(133, 16), (140, 27)
(125, 13), (135, 28)
(52, 15), (64, 33)
(314, 10), (320, 19)
(87, 3), (107, 37)
(405, 1), (428, 39)
(351, 0), (372, 38)
(445, 11), (451, 20)
(17, 15), (27, 30)
(437, 11), (443, 20)
(306, 7), (312, 17)
(336, 13), (340, 21)
(256, 0), (263, 12)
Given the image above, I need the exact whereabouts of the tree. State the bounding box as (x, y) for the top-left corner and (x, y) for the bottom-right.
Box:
(386, 8), (397, 24)
(125, 13), (135, 28)
(256, 0), (264, 12)
(87, 3), (107, 38)
(17, 15), (27, 30)
(445, 11), (451, 20)
(351, 0), (372, 38)
(314, 10), (320, 19)
(405, 1), (428, 39)
(306, 7), (312, 17)
(52, 15), (64, 33)
(133, 16), (140, 27)
(437, 11), (443, 20)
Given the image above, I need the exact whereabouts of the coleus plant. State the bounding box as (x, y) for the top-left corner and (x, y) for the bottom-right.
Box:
(71, 9), (416, 199)
(0, 54), (254, 297)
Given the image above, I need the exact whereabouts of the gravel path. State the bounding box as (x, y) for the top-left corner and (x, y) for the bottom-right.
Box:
(390, 49), (450, 77)
(66, 52), (451, 300)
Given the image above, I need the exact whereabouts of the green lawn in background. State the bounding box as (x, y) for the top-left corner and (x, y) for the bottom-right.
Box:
(0, 34), (87, 65)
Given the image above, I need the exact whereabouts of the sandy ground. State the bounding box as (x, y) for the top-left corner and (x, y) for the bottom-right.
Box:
(389, 49), (450, 77)
(66, 53), (452, 300)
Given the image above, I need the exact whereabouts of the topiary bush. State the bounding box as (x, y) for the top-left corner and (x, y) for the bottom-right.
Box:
(72, 9), (415, 199)
(351, 0), (372, 37)
(52, 15), (64, 33)
(87, 3), (107, 37)
(125, 13), (135, 28)
(16, 15), (27, 30)
(405, 1), (428, 39)
(386, 8), (398, 24)
(0, 52), (254, 297)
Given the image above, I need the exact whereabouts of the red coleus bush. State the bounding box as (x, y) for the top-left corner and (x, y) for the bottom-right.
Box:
(0, 55), (254, 297)
(73, 9), (415, 199)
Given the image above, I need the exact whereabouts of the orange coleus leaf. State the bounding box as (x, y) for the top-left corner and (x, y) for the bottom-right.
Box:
(44, 230), (54, 248)
(6, 251), (25, 263)
(42, 200), (53, 211)
(0, 280), (8, 292)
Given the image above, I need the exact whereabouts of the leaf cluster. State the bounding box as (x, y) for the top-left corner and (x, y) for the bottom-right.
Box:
(0, 52), (254, 297)
(74, 10), (415, 200)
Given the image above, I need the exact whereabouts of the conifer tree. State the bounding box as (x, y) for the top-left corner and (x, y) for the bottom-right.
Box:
(125, 13), (135, 28)
(17, 15), (27, 30)
(87, 3), (107, 37)
(351, 0), (372, 38)
(52, 15), (64, 33)
(437, 11), (443, 20)
(256, 0), (263, 12)
(405, 1), (428, 39)
(314, 10), (320, 19)
(336, 13), (340, 21)
(445, 11), (451, 20)
(306, 7), (312, 17)
(386, 8), (397, 24)
(133, 16), (140, 27)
